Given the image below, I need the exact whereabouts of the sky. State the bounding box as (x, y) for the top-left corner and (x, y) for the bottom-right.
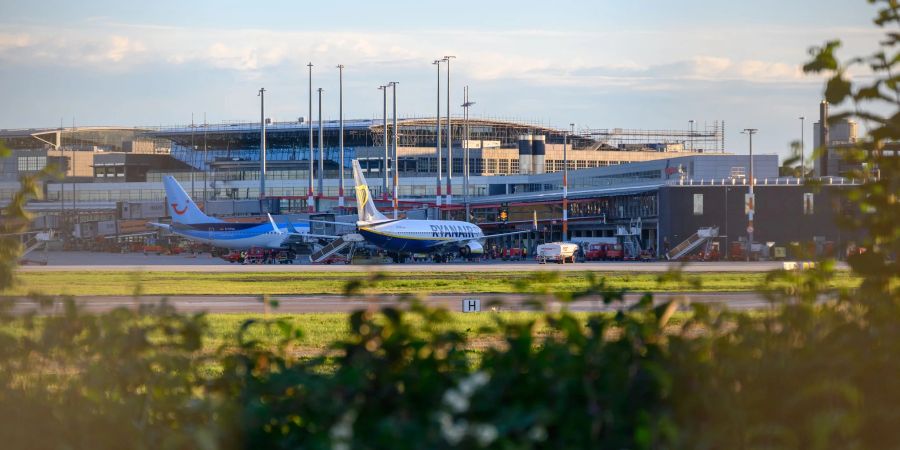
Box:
(0, 0), (884, 159)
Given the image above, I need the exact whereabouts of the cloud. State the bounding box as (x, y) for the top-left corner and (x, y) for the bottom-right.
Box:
(0, 33), (31, 50)
(0, 31), (147, 68)
(499, 55), (810, 91)
(0, 22), (820, 87)
(84, 36), (145, 63)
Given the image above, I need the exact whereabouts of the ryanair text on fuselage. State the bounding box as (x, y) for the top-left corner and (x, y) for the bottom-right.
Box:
(430, 224), (481, 238)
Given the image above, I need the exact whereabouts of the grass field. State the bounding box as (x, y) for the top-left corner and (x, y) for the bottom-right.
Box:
(1, 310), (691, 357)
(0, 310), (579, 355)
(1, 270), (861, 297)
(203, 311), (537, 353)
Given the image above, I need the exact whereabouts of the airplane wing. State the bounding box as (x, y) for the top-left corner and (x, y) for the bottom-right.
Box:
(304, 219), (358, 228)
(259, 215), (343, 240)
(286, 232), (342, 239)
(147, 222), (170, 230)
(481, 229), (534, 240)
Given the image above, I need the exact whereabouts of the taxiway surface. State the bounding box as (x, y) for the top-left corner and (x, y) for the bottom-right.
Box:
(18, 251), (830, 273)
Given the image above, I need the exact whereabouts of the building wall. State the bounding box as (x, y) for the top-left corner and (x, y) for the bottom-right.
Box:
(123, 139), (171, 154)
(354, 144), (713, 176)
(658, 184), (859, 254)
(813, 119), (858, 148)
(46, 149), (94, 177)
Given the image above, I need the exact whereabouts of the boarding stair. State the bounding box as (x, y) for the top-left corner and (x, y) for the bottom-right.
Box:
(18, 231), (54, 265)
(616, 218), (644, 260)
(666, 227), (719, 260)
(309, 233), (365, 263)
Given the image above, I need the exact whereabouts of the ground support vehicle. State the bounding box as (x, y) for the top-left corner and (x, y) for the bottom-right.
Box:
(604, 244), (624, 261)
(319, 254), (349, 264)
(274, 250), (296, 264)
(221, 251), (244, 263)
(584, 243), (606, 261)
(536, 242), (579, 264)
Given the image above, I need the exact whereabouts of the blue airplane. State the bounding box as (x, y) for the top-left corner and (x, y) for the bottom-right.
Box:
(149, 176), (333, 250)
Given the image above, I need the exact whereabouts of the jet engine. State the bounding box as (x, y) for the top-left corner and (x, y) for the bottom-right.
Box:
(459, 241), (484, 256)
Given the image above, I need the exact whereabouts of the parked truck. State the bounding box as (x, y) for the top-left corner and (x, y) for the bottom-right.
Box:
(536, 242), (580, 264)
(582, 237), (619, 261)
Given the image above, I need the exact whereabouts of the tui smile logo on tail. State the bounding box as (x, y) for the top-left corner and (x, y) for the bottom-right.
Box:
(171, 202), (189, 215)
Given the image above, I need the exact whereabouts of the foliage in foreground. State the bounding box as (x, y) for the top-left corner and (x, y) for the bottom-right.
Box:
(1, 260), (898, 449)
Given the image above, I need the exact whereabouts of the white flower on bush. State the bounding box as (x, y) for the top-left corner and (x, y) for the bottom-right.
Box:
(442, 371), (490, 413)
(458, 371), (489, 397)
(443, 389), (469, 413)
(527, 425), (548, 442)
(438, 371), (497, 447)
(329, 408), (357, 450)
(438, 412), (468, 445)
(472, 424), (499, 447)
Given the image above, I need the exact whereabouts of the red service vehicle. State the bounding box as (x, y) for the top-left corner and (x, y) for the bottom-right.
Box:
(729, 241), (745, 261)
(604, 244), (624, 261)
(319, 254), (350, 265)
(221, 251), (245, 264)
(243, 248), (268, 264)
(142, 244), (165, 255)
(584, 243), (607, 261)
(502, 248), (525, 260)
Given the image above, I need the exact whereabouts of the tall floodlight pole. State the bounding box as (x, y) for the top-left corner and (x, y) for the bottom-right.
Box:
(203, 112), (208, 204)
(742, 128), (758, 262)
(433, 59), (443, 209)
(389, 81), (399, 219)
(337, 64), (345, 208)
(57, 119), (63, 215)
(71, 118), (75, 212)
(258, 89), (266, 200)
(378, 85), (388, 201)
(564, 123), (574, 241)
(688, 119), (694, 152)
(444, 55), (456, 207)
(317, 87), (324, 205)
(799, 116), (805, 179)
(191, 113), (195, 199)
(307, 62), (314, 212)
(461, 86), (476, 221)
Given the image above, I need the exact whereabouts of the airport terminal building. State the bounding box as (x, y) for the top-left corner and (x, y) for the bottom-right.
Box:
(0, 118), (861, 258)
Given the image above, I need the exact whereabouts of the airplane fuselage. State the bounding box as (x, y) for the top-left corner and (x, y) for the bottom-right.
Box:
(169, 221), (299, 250)
(358, 219), (484, 253)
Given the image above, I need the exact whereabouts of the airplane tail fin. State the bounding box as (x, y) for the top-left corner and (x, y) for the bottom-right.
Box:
(352, 160), (389, 224)
(284, 217), (300, 234)
(163, 175), (220, 224)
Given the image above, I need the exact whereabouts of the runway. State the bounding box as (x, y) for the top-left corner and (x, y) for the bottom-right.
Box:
(7, 292), (779, 314)
(18, 251), (830, 273)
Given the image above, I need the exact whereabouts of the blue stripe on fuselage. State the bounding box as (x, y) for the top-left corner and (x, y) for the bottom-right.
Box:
(173, 222), (308, 241)
(359, 228), (444, 253)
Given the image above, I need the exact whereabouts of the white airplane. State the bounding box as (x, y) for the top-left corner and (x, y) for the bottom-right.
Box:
(348, 159), (529, 257)
(149, 176), (333, 250)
